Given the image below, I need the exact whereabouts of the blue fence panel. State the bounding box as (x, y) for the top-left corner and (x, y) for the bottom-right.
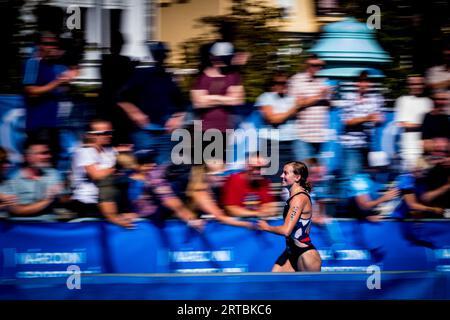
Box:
(0, 222), (106, 279)
(1, 219), (450, 278)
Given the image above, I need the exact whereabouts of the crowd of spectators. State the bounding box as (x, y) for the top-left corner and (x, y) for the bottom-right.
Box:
(0, 28), (449, 229)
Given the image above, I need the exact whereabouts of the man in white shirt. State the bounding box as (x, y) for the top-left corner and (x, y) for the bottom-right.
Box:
(394, 76), (433, 171)
(426, 46), (450, 113)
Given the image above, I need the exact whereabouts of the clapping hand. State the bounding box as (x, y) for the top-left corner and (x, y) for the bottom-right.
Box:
(46, 184), (63, 200)
(383, 188), (400, 201)
(0, 194), (17, 209)
(257, 220), (270, 231)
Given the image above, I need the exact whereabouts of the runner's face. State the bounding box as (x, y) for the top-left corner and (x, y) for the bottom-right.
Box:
(280, 164), (300, 187)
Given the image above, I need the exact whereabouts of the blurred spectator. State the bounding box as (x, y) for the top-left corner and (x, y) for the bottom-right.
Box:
(393, 158), (444, 219)
(117, 42), (186, 163)
(58, 30), (85, 69)
(191, 42), (245, 161)
(198, 21), (249, 73)
(186, 161), (255, 229)
(127, 151), (203, 231)
(420, 153), (450, 210)
(5, 139), (64, 217)
(256, 72), (300, 180)
(426, 45), (450, 105)
(0, 147), (16, 216)
(305, 157), (330, 223)
(0, 147), (11, 185)
(70, 119), (116, 217)
(346, 151), (400, 222)
(288, 54), (331, 162)
(22, 31), (79, 168)
(96, 152), (138, 229)
(222, 153), (277, 217)
(99, 31), (137, 145)
(394, 75), (433, 171)
(340, 71), (384, 179)
(127, 151), (158, 217)
(421, 92), (450, 155)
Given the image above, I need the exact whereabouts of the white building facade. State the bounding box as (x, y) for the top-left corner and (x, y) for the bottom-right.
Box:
(48, 0), (154, 84)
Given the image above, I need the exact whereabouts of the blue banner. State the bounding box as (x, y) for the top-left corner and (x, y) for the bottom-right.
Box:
(0, 222), (106, 279)
(2, 219), (450, 278)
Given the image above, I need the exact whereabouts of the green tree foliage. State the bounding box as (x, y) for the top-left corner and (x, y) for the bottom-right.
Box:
(342, 0), (450, 100)
(177, 0), (308, 103)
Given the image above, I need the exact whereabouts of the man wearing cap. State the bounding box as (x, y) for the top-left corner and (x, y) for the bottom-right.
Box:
(191, 41), (245, 161)
(288, 55), (331, 162)
(117, 42), (187, 164)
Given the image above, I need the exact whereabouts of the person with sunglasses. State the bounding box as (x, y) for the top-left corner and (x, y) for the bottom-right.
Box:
(222, 153), (278, 218)
(70, 119), (128, 224)
(256, 72), (302, 182)
(22, 31), (79, 170)
(339, 70), (384, 181)
(287, 54), (331, 164)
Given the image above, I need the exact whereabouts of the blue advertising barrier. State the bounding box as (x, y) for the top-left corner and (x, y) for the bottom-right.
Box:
(1, 219), (450, 278)
(2, 219), (450, 299)
(0, 222), (106, 278)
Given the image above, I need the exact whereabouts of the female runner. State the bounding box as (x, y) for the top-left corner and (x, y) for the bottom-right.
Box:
(258, 161), (322, 272)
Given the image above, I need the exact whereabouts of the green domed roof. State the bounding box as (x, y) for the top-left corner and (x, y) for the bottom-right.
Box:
(309, 17), (391, 77)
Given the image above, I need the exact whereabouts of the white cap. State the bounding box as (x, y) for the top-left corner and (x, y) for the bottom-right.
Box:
(210, 41), (234, 57)
(368, 151), (390, 167)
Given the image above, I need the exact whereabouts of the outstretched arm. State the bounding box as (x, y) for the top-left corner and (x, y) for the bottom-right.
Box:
(403, 193), (443, 215)
(355, 188), (399, 211)
(192, 189), (254, 229)
(421, 181), (450, 204)
(161, 196), (204, 231)
(224, 205), (260, 218)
